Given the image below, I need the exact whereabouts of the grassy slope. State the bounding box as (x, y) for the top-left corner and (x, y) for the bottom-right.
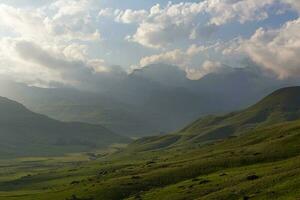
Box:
(1, 119), (300, 199)
(0, 97), (130, 157)
(182, 86), (300, 137)
(129, 86), (300, 151)
(1, 87), (300, 199)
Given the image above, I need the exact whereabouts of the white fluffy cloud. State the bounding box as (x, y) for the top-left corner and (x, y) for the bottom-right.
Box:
(50, 0), (91, 20)
(127, 2), (208, 48)
(115, 9), (148, 24)
(206, 0), (274, 25)
(0, 1), (101, 43)
(139, 45), (204, 68)
(0, 5), (48, 42)
(62, 44), (88, 61)
(45, 0), (101, 42)
(138, 44), (223, 79)
(140, 49), (187, 68)
(99, 8), (148, 24)
(242, 18), (300, 79)
(101, 0), (281, 49)
(0, 1), (108, 88)
(134, 0), (300, 79)
(186, 60), (222, 80)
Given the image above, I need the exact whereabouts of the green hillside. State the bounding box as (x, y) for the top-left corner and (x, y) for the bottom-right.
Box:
(130, 86), (300, 151)
(0, 97), (130, 157)
(1, 106), (300, 199)
(187, 86), (300, 128)
(0, 87), (300, 199)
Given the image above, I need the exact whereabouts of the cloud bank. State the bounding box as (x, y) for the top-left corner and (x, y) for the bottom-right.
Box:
(0, 0), (299, 90)
(101, 0), (280, 49)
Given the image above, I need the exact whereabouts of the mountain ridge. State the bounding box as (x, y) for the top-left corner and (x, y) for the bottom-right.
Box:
(0, 96), (130, 157)
(129, 86), (300, 151)
(0, 65), (299, 137)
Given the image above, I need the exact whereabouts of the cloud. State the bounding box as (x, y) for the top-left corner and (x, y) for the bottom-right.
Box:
(102, 0), (281, 49)
(14, 40), (95, 86)
(0, 4), (48, 41)
(140, 49), (186, 67)
(0, 38), (125, 90)
(206, 0), (274, 26)
(186, 60), (222, 80)
(138, 44), (223, 79)
(0, 1), (107, 89)
(44, 0), (101, 42)
(139, 45), (207, 68)
(284, 0), (300, 11)
(98, 8), (116, 17)
(50, 0), (91, 20)
(0, 38), (64, 86)
(126, 2), (206, 49)
(1, 0), (299, 89)
(63, 44), (88, 61)
(241, 18), (300, 79)
(99, 8), (148, 24)
(0, 2), (101, 43)
(115, 9), (148, 24)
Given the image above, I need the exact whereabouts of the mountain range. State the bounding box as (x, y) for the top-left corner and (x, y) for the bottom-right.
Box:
(0, 64), (299, 137)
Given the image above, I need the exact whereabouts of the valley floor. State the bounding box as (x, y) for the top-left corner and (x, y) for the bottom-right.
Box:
(0, 152), (300, 200)
(1, 120), (300, 200)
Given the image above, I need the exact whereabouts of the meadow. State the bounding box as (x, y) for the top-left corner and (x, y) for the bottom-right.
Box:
(1, 119), (300, 200)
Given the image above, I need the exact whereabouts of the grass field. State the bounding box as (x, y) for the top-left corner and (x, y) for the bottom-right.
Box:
(0, 119), (300, 200)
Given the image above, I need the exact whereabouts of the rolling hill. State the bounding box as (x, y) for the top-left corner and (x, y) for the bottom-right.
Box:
(130, 86), (300, 151)
(1, 87), (300, 199)
(0, 97), (130, 157)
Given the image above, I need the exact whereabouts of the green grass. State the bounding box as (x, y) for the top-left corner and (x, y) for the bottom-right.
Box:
(126, 157), (300, 200)
(1, 87), (300, 199)
(1, 119), (300, 199)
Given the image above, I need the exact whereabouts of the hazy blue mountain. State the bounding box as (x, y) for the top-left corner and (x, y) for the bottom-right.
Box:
(0, 64), (298, 137)
(0, 96), (129, 157)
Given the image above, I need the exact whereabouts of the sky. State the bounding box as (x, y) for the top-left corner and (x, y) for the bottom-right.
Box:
(0, 0), (299, 89)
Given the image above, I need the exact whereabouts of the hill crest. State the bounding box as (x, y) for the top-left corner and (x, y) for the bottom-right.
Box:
(129, 86), (300, 151)
(0, 96), (129, 157)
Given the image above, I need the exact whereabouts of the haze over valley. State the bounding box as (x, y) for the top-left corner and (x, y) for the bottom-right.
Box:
(1, 64), (299, 137)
